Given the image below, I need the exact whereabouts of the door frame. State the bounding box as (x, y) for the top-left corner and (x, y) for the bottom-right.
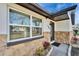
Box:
(50, 21), (55, 43)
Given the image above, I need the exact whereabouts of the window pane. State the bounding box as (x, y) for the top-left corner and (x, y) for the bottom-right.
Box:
(10, 26), (30, 40)
(25, 27), (30, 37)
(32, 27), (42, 36)
(32, 17), (42, 26)
(9, 9), (30, 25)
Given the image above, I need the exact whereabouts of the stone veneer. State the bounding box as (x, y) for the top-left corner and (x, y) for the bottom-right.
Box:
(55, 31), (70, 44)
(0, 32), (50, 56)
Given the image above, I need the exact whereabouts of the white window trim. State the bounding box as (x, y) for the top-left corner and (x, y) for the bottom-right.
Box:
(30, 15), (32, 37)
(10, 24), (30, 27)
(7, 6), (43, 43)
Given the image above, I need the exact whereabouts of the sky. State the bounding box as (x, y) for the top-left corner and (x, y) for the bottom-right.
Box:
(38, 3), (75, 14)
(38, 3), (79, 24)
(75, 4), (79, 25)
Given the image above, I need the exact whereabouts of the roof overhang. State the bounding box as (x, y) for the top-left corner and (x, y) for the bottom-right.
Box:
(51, 5), (77, 21)
(17, 3), (52, 19)
(17, 3), (77, 21)
(52, 5), (77, 17)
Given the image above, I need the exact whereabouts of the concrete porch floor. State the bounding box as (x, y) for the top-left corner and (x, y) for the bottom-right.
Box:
(50, 44), (69, 56)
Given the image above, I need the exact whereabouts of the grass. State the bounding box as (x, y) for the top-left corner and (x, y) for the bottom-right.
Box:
(10, 32), (30, 40)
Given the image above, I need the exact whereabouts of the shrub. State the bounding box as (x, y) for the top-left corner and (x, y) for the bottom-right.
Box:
(35, 47), (45, 56)
(73, 36), (78, 41)
(43, 41), (50, 49)
(71, 36), (78, 43)
(73, 30), (78, 36)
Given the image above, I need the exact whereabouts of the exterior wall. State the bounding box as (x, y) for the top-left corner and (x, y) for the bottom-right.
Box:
(0, 4), (8, 34)
(0, 3), (51, 55)
(55, 20), (71, 44)
(43, 18), (51, 32)
(55, 31), (70, 44)
(0, 32), (50, 56)
(55, 20), (71, 31)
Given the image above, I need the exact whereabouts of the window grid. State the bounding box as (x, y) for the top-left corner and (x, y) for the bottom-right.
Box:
(8, 8), (43, 42)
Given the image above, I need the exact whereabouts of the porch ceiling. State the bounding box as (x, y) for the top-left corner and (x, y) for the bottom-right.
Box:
(53, 14), (69, 21)
(17, 3), (77, 21)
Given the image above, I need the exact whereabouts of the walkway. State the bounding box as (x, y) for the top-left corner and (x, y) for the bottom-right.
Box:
(50, 44), (69, 56)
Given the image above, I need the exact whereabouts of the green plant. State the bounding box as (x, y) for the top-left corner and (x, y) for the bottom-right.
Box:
(77, 31), (79, 35)
(35, 47), (45, 56)
(73, 30), (78, 36)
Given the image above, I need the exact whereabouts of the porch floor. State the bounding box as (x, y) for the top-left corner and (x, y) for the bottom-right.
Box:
(50, 44), (69, 56)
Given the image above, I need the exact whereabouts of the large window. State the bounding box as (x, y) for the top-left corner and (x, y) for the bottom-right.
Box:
(9, 9), (42, 41)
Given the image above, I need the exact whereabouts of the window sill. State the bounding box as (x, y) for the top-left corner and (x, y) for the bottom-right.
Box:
(7, 36), (44, 46)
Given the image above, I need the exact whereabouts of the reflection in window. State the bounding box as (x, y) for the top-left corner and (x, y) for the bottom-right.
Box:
(9, 9), (42, 41)
(10, 26), (30, 40)
(10, 9), (30, 25)
(32, 17), (42, 26)
(32, 27), (42, 36)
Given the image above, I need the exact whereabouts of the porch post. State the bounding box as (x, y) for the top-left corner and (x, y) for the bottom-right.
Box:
(67, 11), (74, 45)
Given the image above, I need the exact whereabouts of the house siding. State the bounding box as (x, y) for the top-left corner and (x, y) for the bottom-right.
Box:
(0, 3), (51, 56)
(55, 20), (72, 44)
(0, 3), (74, 56)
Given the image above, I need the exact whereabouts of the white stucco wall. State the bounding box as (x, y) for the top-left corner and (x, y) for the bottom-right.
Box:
(0, 4), (8, 34)
(42, 18), (51, 32)
(0, 3), (52, 35)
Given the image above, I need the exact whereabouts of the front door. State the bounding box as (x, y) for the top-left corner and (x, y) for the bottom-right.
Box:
(50, 22), (55, 41)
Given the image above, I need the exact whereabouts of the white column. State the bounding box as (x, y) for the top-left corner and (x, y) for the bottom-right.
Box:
(67, 11), (73, 44)
(30, 15), (32, 37)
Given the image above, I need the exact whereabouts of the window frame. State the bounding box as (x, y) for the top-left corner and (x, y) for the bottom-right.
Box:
(32, 16), (43, 36)
(7, 7), (43, 43)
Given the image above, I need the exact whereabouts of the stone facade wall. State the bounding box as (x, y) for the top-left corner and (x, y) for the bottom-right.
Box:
(0, 34), (7, 55)
(0, 32), (50, 56)
(55, 31), (70, 44)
